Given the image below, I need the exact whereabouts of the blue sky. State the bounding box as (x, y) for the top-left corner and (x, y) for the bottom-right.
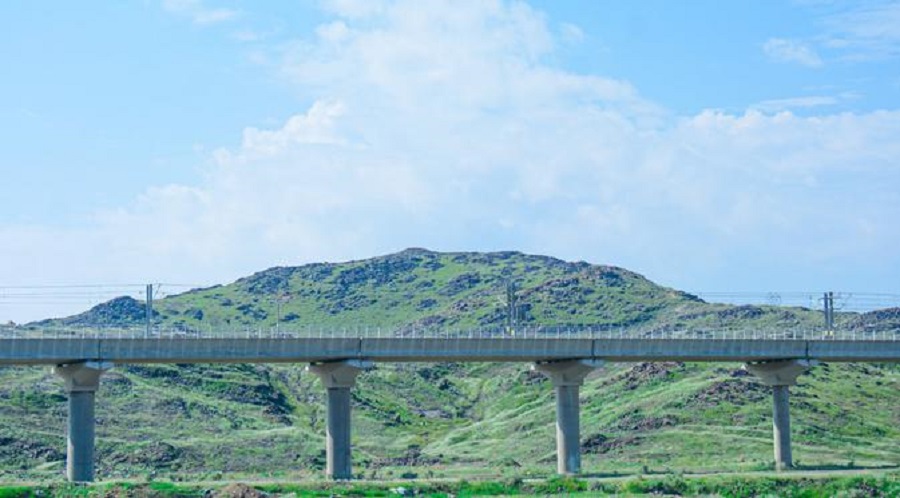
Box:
(1, 0), (899, 321)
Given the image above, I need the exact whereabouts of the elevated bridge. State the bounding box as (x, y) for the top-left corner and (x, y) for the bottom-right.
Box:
(1, 325), (898, 482)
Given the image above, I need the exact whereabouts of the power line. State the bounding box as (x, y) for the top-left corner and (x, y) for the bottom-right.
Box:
(0, 284), (147, 289)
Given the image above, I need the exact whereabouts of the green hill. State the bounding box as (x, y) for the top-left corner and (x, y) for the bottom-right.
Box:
(42, 248), (848, 334)
(1, 249), (897, 482)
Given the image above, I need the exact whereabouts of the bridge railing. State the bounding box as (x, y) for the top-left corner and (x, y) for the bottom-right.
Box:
(0, 324), (897, 341)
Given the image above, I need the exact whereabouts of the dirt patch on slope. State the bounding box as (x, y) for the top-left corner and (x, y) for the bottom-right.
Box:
(614, 413), (678, 432)
(582, 434), (641, 454)
(210, 483), (267, 498)
(609, 362), (685, 390)
(690, 379), (767, 406)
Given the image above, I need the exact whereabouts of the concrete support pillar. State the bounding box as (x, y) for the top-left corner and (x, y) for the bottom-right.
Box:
(53, 361), (112, 482)
(533, 359), (604, 475)
(744, 359), (813, 471)
(772, 385), (791, 469)
(307, 359), (372, 480)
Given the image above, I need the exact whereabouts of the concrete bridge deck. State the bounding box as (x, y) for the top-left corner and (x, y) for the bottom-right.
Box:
(1, 336), (898, 365)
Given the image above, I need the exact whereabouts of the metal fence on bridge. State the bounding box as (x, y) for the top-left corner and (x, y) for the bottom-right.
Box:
(1, 323), (898, 342)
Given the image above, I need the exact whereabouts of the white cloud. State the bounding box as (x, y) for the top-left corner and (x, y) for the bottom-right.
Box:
(822, 1), (900, 60)
(316, 21), (351, 43)
(322, 0), (389, 19)
(752, 95), (838, 112)
(3, 0), (900, 322)
(765, 1), (900, 64)
(560, 22), (584, 44)
(763, 38), (824, 67)
(162, 0), (238, 25)
(218, 100), (349, 161)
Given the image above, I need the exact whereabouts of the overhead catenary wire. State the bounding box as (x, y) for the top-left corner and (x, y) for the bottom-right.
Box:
(2, 282), (899, 326)
(0, 283), (206, 323)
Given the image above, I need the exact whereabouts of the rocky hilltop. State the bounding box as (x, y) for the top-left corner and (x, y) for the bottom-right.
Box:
(43, 249), (827, 333)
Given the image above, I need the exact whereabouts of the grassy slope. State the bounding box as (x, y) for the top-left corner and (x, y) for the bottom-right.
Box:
(1, 249), (897, 481)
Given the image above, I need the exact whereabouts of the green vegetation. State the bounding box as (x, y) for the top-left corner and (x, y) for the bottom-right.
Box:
(1, 249), (897, 484)
(1, 472), (898, 497)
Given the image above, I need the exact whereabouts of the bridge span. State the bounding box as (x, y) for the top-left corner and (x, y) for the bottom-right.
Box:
(1, 336), (898, 365)
(1, 326), (898, 482)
